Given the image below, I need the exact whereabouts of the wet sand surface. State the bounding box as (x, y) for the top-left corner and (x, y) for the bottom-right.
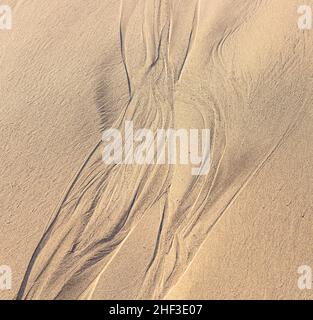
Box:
(0, 0), (313, 299)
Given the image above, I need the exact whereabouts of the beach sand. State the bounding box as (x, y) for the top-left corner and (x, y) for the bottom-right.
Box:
(0, 0), (313, 299)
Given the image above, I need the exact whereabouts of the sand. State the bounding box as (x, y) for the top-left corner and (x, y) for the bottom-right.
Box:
(0, 0), (313, 300)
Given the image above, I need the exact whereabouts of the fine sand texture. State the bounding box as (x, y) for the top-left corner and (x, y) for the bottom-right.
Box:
(1, 0), (313, 300)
